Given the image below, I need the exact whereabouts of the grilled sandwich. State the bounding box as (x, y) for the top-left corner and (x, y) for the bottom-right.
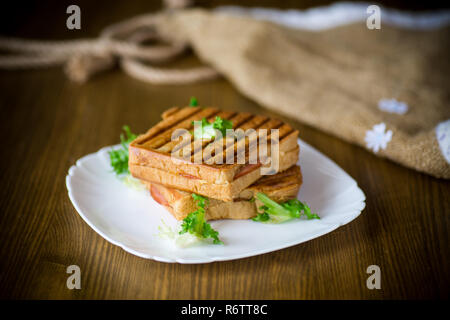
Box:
(129, 106), (299, 202)
(144, 165), (303, 221)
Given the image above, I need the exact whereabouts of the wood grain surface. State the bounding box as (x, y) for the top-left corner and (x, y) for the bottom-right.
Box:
(0, 0), (449, 300)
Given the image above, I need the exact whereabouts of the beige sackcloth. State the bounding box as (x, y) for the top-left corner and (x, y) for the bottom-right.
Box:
(1, 8), (449, 178)
(156, 10), (450, 179)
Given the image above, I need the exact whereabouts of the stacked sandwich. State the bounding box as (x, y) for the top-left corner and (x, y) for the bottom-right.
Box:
(129, 106), (302, 221)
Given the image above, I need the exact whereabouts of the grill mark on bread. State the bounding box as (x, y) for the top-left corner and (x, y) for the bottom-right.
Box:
(202, 115), (270, 164)
(187, 111), (239, 157)
(158, 110), (236, 154)
(161, 106), (181, 119)
(189, 112), (254, 160)
(143, 108), (220, 149)
(257, 179), (298, 189)
(207, 115), (270, 159)
(209, 118), (283, 167)
(218, 123), (297, 179)
(164, 111), (237, 158)
(250, 166), (301, 189)
(246, 166), (303, 199)
(253, 166), (299, 185)
(135, 107), (202, 144)
(242, 124), (295, 164)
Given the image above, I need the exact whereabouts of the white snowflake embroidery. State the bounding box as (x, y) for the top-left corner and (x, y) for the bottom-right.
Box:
(365, 123), (393, 153)
(378, 99), (408, 114)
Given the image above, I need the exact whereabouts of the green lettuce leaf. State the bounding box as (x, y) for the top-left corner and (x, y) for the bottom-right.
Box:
(252, 192), (320, 223)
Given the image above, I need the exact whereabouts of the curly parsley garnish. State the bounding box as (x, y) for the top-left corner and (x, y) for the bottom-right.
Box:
(252, 192), (320, 223)
(108, 125), (137, 175)
(192, 116), (233, 140)
(179, 194), (223, 244)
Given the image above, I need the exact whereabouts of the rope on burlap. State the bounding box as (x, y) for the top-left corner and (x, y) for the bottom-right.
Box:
(0, 0), (219, 84)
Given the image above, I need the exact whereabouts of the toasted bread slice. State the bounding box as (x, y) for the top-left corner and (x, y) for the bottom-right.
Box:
(129, 106), (299, 201)
(130, 146), (299, 201)
(145, 165), (303, 221)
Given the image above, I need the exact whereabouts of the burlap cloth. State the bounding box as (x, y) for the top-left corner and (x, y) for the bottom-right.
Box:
(1, 7), (448, 178)
(156, 9), (450, 179)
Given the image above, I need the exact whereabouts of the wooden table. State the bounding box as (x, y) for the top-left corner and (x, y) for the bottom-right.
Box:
(0, 0), (448, 300)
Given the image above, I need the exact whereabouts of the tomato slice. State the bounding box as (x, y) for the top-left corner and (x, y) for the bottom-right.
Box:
(150, 184), (169, 206)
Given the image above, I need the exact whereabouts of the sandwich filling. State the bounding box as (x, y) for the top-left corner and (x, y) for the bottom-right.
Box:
(144, 165), (303, 221)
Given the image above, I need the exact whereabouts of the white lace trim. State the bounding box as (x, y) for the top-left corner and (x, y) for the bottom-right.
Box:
(215, 2), (450, 31)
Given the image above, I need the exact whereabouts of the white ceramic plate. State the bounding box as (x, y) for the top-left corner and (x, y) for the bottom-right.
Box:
(66, 139), (365, 263)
